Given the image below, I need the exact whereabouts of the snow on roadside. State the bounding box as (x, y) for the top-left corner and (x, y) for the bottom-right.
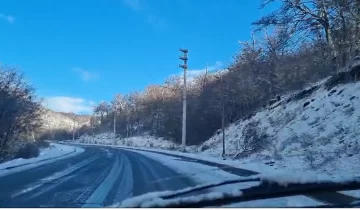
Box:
(77, 133), (180, 150)
(115, 136), (177, 149)
(0, 143), (84, 177)
(117, 148), (324, 207)
(342, 190), (360, 198)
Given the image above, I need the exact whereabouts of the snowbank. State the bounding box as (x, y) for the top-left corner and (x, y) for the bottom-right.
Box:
(116, 136), (178, 149)
(77, 133), (180, 150)
(77, 132), (116, 145)
(0, 143), (84, 177)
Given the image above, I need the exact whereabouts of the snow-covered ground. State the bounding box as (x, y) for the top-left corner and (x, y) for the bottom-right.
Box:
(0, 143), (84, 177)
(77, 133), (180, 150)
(198, 78), (360, 180)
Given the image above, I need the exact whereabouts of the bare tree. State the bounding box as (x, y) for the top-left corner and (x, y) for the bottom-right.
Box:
(93, 101), (110, 125)
(254, 0), (340, 67)
(111, 94), (126, 135)
(0, 66), (42, 159)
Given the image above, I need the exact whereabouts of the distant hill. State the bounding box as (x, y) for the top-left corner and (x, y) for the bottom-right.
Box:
(39, 108), (91, 133)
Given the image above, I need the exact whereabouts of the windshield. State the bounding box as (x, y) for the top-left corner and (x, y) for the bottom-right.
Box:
(0, 0), (359, 208)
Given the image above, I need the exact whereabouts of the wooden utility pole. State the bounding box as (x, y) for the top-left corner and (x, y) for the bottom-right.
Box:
(72, 115), (76, 141)
(113, 112), (116, 135)
(179, 48), (188, 152)
(216, 74), (226, 159)
(221, 81), (226, 158)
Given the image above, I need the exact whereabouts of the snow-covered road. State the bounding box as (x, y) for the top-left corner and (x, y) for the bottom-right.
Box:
(0, 146), (198, 207)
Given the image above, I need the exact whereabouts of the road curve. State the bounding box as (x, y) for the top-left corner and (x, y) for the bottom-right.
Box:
(0, 146), (197, 207)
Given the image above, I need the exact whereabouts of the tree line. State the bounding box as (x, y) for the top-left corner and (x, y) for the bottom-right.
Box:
(88, 0), (360, 145)
(0, 66), (43, 160)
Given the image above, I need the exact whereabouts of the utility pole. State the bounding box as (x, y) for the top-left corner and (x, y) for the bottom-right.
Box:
(72, 115), (76, 141)
(179, 48), (188, 152)
(113, 113), (116, 135)
(204, 64), (208, 87)
(113, 111), (117, 145)
(216, 74), (226, 159)
(221, 80), (226, 159)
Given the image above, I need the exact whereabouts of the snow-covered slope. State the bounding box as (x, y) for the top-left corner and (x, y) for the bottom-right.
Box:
(199, 74), (360, 178)
(40, 108), (91, 132)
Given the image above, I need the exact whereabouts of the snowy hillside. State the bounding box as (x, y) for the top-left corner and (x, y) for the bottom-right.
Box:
(199, 73), (360, 178)
(40, 108), (91, 132)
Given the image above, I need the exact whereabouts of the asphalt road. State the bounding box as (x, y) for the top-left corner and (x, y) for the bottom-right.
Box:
(0, 146), (197, 207)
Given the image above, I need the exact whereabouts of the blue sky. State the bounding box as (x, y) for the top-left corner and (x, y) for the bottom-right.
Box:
(0, 0), (274, 114)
